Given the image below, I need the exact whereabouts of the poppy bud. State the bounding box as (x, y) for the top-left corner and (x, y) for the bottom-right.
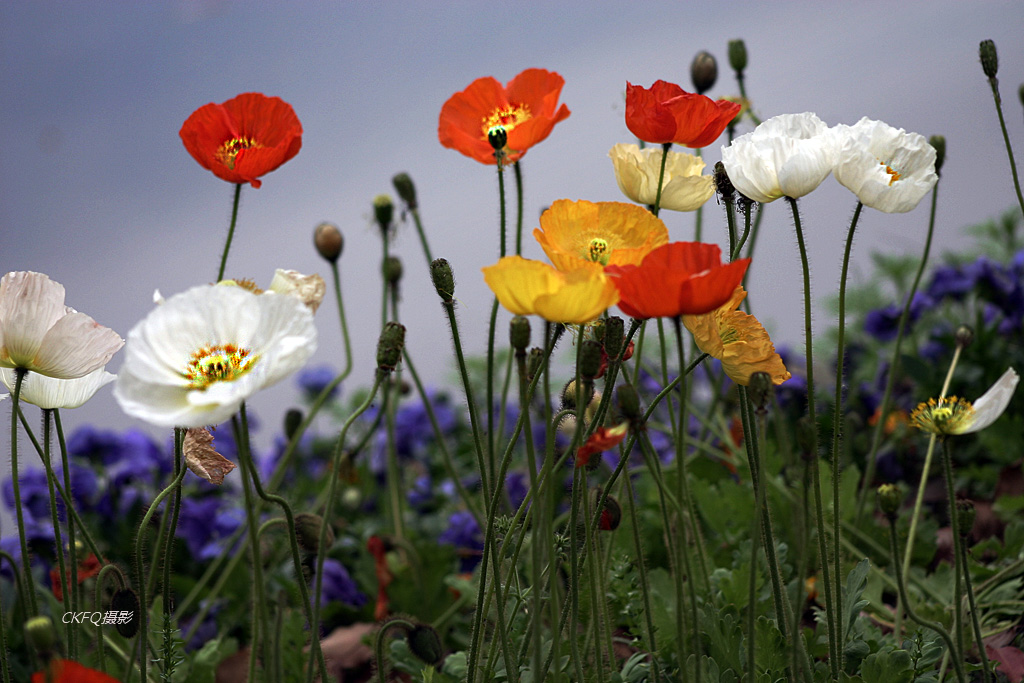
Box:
(111, 588), (141, 638)
(295, 512), (334, 554)
(314, 222), (343, 263)
(430, 258), (455, 304)
(956, 499), (976, 538)
(954, 324), (974, 349)
(1019, 83), (1024, 108)
(579, 340), (603, 380)
(527, 347), (544, 381)
(728, 39), (748, 76)
(603, 317), (624, 361)
(979, 39), (998, 79)
(24, 615), (56, 658)
(617, 384), (642, 421)
(383, 256), (403, 285)
(748, 372), (773, 412)
(691, 51), (718, 95)
(373, 194), (394, 231)
(714, 161), (735, 200)
(561, 379), (594, 411)
(876, 483), (903, 520)
(487, 126), (507, 151)
(928, 135), (946, 175)
(510, 315), (531, 352)
(376, 322), (406, 373)
(284, 408), (303, 441)
(392, 172), (417, 210)
(407, 624), (444, 666)
(594, 489), (622, 531)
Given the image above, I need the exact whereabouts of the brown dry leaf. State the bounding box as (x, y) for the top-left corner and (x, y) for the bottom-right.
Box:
(184, 427), (236, 485)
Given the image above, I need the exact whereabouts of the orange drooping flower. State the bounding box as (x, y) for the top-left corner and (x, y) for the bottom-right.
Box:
(483, 256), (619, 324)
(438, 68), (571, 165)
(604, 243), (749, 319)
(32, 659), (119, 683)
(682, 287), (790, 386)
(576, 423), (629, 468)
(625, 80), (740, 148)
(179, 93), (302, 188)
(533, 199), (668, 272)
(51, 552), (103, 602)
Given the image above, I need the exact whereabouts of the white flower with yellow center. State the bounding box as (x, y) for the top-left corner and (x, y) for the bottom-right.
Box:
(608, 143), (714, 212)
(910, 368), (1018, 435)
(832, 117), (937, 213)
(0, 367), (115, 409)
(114, 284), (317, 428)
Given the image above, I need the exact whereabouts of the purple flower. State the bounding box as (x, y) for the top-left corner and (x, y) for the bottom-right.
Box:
(926, 264), (975, 301)
(296, 365), (339, 401)
(440, 510), (483, 572)
(370, 391), (458, 474)
(175, 496), (243, 561)
(3, 469), (52, 523)
(316, 558), (367, 608)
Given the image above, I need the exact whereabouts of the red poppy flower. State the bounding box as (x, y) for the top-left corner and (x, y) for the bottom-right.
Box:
(439, 68), (571, 164)
(576, 423), (629, 468)
(32, 659), (119, 683)
(605, 242), (750, 319)
(179, 92), (302, 188)
(625, 80), (740, 148)
(51, 552), (103, 602)
(367, 535), (393, 621)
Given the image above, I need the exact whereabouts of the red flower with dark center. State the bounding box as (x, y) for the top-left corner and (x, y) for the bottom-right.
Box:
(439, 68), (571, 164)
(32, 659), (119, 683)
(576, 424), (628, 468)
(179, 93), (302, 188)
(605, 242), (750, 319)
(50, 552), (103, 602)
(625, 80), (740, 148)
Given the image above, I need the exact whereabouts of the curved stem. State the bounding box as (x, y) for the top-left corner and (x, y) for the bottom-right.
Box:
(986, 76), (1024, 217)
(216, 183), (243, 281)
(10, 369), (39, 617)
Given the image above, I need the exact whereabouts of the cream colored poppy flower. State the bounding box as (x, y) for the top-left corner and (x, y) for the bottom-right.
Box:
(608, 143), (714, 212)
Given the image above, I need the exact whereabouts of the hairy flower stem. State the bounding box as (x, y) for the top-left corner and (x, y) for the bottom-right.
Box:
(941, 438), (968, 668)
(516, 348), (545, 680)
(830, 200), (863, 670)
(855, 180), (940, 523)
(10, 369), (40, 620)
(53, 411), (80, 649)
(724, 189), (737, 257)
(307, 376), (383, 683)
(410, 206), (434, 265)
(216, 183), (242, 282)
(41, 411), (72, 653)
(514, 161), (525, 255)
(483, 156), (510, 512)
(957, 513), (993, 682)
(985, 73), (1024, 217)
(731, 200), (753, 262)
(374, 617), (416, 683)
(652, 143), (671, 217)
(887, 518), (966, 683)
(787, 196), (839, 679)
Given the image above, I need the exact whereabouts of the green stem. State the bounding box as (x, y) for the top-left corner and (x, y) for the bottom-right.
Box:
(216, 183), (243, 281)
(986, 76), (1024, 218)
(410, 207), (434, 265)
(959, 520), (993, 683)
(514, 161), (525, 256)
(53, 411), (79, 646)
(941, 439), (967, 669)
(732, 199), (753, 262)
(41, 411), (71, 652)
(10, 369), (39, 617)
(788, 196), (839, 679)
(652, 143), (671, 217)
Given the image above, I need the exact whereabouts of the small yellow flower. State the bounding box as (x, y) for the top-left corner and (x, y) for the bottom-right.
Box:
(910, 368), (1018, 435)
(482, 256), (618, 324)
(682, 287), (790, 386)
(532, 199), (668, 272)
(608, 143), (715, 212)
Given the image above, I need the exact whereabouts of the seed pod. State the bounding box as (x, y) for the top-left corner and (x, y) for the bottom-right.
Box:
(728, 39), (748, 75)
(314, 222), (343, 263)
(690, 51), (718, 94)
(392, 172), (417, 209)
(111, 588), (141, 638)
(430, 258), (455, 304)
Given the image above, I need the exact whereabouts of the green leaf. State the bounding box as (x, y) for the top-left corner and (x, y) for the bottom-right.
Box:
(859, 648), (913, 683)
(842, 559), (871, 644)
(753, 616), (787, 675)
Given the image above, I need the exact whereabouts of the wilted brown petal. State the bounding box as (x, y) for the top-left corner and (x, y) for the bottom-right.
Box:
(184, 427), (236, 485)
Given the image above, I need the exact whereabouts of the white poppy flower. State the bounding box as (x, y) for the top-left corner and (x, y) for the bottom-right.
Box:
(0, 367), (115, 409)
(267, 269), (326, 312)
(114, 284), (317, 428)
(910, 368), (1019, 435)
(608, 143), (714, 212)
(0, 271), (123, 379)
(832, 117), (937, 213)
(721, 112), (836, 202)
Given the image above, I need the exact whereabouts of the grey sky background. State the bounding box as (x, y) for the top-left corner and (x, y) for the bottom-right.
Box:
(2, 0), (1023, 455)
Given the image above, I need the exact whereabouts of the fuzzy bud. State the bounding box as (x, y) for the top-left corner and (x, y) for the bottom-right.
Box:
(603, 317), (624, 361)
(956, 499), (976, 539)
(690, 51), (718, 95)
(594, 489), (622, 531)
(487, 126), (507, 151)
(111, 588), (141, 638)
(373, 194), (394, 231)
(979, 39), (998, 79)
(561, 380), (594, 411)
(714, 161), (735, 200)
(376, 322), (406, 373)
(510, 316), (531, 352)
(284, 408), (303, 441)
(24, 615), (56, 658)
(526, 347), (544, 381)
(383, 256), (403, 285)
(617, 384), (642, 422)
(728, 39), (748, 75)
(314, 222), (343, 263)
(928, 135), (946, 175)
(748, 372), (773, 412)
(408, 624), (444, 666)
(430, 258), (455, 304)
(876, 483), (903, 520)
(579, 340), (604, 380)
(295, 513), (334, 554)
(954, 324), (974, 349)
(392, 172), (417, 210)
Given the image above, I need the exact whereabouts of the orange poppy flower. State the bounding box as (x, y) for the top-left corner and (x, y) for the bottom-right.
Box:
(604, 243), (749, 319)
(682, 287), (790, 386)
(625, 80), (740, 148)
(33, 659), (119, 683)
(438, 68), (571, 165)
(576, 423), (629, 468)
(179, 93), (302, 188)
(533, 199), (668, 271)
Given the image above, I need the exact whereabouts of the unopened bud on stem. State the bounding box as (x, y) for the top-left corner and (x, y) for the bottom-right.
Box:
(392, 172), (417, 210)
(728, 39), (748, 76)
(955, 324), (974, 349)
(430, 258), (455, 304)
(979, 39), (998, 79)
(373, 194), (394, 232)
(376, 322), (406, 373)
(928, 135), (946, 175)
(691, 51), (718, 94)
(314, 222), (343, 263)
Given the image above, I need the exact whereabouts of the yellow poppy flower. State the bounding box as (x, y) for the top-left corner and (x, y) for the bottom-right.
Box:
(532, 199), (668, 272)
(682, 287), (790, 386)
(482, 256), (619, 324)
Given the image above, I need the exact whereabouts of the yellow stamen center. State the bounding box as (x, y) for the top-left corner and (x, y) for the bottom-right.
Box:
(216, 136), (263, 170)
(481, 104), (531, 138)
(587, 238), (611, 266)
(909, 396), (975, 435)
(880, 161), (902, 186)
(184, 344), (258, 390)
